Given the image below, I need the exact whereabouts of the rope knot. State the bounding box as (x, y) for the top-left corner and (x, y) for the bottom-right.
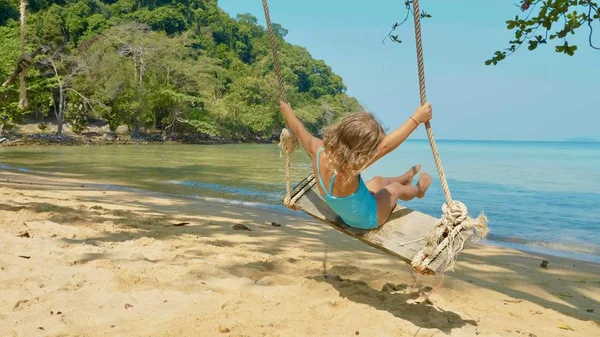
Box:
(442, 200), (468, 226)
(412, 200), (489, 274)
(278, 128), (299, 153)
(278, 128), (299, 210)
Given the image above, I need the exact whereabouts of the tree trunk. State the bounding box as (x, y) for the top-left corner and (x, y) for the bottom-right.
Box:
(57, 117), (63, 137)
(131, 55), (145, 139)
(131, 121), (140, 138)
(56, 87), (65, 138)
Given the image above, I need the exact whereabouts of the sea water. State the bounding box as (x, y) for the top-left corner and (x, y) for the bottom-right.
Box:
(1, 140), (598, 262)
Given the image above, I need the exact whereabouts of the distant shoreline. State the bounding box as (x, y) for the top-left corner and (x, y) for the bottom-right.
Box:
(408, 138), (600, 144)
(2, 133), (599, 148)
(1, 122), (598, 147)
(0, 130), (278, 147)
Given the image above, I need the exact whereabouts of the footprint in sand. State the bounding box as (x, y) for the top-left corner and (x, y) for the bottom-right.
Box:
(256, 276), (276, 286)
(325, 299), (349, 309)
(13, 299), (29, 311)
(132, 237), (156, 247)
(130, 252), (150, 261)
(113, 270), (161, 291)
(204, 240), (235, 247)
(186, 265), (231, 280)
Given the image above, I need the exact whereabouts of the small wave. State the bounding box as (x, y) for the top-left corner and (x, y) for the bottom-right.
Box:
(487, 234), (600, 257)
(164, 180), (266, 196)
(85, 181), (297, 215)
(162, 179), (281, 203)
(187, 195), (298, 215)
(1, 163), (41, 174)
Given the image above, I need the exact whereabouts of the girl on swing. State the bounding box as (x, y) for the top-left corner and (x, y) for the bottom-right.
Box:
(279, 101), (433, 230)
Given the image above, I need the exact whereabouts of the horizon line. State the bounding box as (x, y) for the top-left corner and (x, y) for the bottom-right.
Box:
(407, 138), (599, 143)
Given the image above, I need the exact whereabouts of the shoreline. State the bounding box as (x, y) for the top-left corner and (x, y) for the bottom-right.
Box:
(3, 125), (600, 148)
(1, 159), (598, 265)
(0, 121), (281, 147)
(1, 170), (599, 336)
(0, 132), (278, 147)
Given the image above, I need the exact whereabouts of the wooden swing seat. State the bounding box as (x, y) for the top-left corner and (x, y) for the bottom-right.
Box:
(287, 173), (474, 275)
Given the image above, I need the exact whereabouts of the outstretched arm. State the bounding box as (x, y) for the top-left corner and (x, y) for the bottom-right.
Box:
(365, 103), (432, 168)
(279, 101), (322, 158)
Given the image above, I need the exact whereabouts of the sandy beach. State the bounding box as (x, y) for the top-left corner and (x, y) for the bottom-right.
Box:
(0, 170), (598, 337)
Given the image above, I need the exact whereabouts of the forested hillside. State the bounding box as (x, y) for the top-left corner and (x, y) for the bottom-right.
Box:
(0, 0), (362, 141)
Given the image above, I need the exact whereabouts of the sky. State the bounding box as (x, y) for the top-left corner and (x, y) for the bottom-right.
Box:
(219, 0), (599, 141)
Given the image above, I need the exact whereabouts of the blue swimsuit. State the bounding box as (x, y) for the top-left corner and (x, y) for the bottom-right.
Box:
(316, 147), (379, 230)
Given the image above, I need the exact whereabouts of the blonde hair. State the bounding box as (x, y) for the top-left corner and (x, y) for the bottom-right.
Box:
(322, 112), (386, 181)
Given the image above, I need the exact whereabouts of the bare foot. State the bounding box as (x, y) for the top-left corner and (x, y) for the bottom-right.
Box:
(416, 172), (432, 199)
(402, 164), (421, 185)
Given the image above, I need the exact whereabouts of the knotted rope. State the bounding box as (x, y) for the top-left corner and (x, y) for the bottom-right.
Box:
(409, 0), (489, 273)
(261, 0), (299, 209)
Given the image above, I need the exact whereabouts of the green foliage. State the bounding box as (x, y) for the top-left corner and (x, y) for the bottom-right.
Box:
(41, 4), (68, 48)
(384, 1), (598, 65)
(487, 0), (599, 65)
(65, 95), (89, 134)
(0, 0), (362, 139)
(0, 23), (21, 122)
(0, 0), (18, 26)
(0, 22), (49, 123)
(128, 6), (189, 35)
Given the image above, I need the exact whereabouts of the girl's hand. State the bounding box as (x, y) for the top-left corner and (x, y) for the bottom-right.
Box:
(279, 101), (293, 115)
(412, 103), (433, 124)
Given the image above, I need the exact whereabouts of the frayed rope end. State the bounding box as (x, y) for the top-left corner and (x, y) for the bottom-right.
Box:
(411, 201), (490, 275)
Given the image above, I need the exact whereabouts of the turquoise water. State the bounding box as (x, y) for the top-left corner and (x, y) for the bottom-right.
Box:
(1, 140), (599, 262)
(365, 140), (600, 262)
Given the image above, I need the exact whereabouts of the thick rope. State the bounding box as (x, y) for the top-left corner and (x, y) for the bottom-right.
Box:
(279, 128), (299, 209)
(410, 0), (450, 206)
(17, 0), (28, 110)
(262, 0), (286, 103)
(409, 0), (489, 274)
(261, 0), (299, 209)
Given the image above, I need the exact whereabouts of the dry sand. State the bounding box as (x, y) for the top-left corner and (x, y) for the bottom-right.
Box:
(0, 171), (598, 337)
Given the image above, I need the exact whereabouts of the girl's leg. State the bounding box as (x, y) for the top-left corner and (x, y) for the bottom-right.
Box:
(365, 164), (421, 194)
(374, 173), (432, 226)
